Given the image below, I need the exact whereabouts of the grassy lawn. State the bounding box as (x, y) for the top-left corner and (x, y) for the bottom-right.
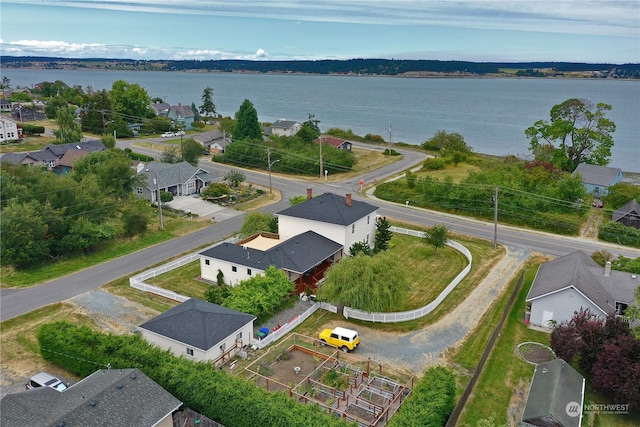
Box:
(0, 135), (57, 153)
(0, 303), (96, 387)
(414, 162), (481, 183)
(0, 213), (211, 288)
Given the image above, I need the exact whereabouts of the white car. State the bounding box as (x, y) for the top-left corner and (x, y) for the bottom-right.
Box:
(26, 372), (68, 392)
(161, 132), (175, 138)
(175, 130), (186, 136)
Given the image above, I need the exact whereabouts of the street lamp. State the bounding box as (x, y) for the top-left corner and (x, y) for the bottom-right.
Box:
(146, 168), (164, 230)
(267, 147), (280, 194)
(324, 169), (328, 182)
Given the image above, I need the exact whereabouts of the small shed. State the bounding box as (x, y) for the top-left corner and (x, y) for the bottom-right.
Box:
(522, 359), (585, 427)
(612, 199), (640, 229)
(572, 163), (623, 196)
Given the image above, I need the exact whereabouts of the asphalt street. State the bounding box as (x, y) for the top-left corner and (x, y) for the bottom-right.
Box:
(1, 140), (639, 321)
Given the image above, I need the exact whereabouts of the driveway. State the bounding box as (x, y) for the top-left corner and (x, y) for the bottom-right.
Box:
(164, 196), (241, 221)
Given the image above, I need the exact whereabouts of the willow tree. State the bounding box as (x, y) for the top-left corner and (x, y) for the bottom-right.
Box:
(318, 251), (409, 312)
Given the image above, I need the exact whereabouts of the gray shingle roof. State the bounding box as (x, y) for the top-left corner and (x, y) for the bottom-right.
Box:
(525, 251), (632, 314)
(612, 199), (640, 222)
(277, 192), (378, 226)
(271, 119), (300, 128)
(201, 230), (343, 274)
(43, 140), (105, 157)
(572, 163), (622, 187)
(139, 298), (256, 351)
(522, 359), (584, 427)
(0, 368), (181, 427)
(140, 161), (217, 189)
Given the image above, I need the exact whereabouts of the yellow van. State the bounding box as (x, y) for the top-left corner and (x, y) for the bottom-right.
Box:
(318, 327), (360, 352)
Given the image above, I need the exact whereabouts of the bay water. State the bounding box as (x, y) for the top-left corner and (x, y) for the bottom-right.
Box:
(3, 69), (638, 172)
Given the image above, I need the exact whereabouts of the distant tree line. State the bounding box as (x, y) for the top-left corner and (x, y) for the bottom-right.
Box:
(3, 56), (639, 78)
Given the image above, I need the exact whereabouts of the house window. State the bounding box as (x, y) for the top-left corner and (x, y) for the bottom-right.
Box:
(219, 343), (226, 353)
(186, 348), (194, 356)
(366, 233), (370, 243)
(367, 215), (370, 225)
(205, 259), (210, 266)
(247, 268), (252, 276)
(352, 224), (355, 234)
(188, 181), (195, 189)
(232, 266), (237, 272)
(236, 332), (243, 340)
(135, 187), (143, 195)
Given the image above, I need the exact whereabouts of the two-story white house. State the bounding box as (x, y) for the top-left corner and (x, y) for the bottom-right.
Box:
(0, 116), (21, 143)
(277, 189), (378, 250)
(198, 190), (379, 293)
(268, 119), (301, 137)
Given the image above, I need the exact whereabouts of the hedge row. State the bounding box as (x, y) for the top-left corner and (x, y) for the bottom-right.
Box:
(599, 221), (640, 248)
(387, 366), (455, 427)
(20, 123), (45, 135)
(37, 322), (350, 427)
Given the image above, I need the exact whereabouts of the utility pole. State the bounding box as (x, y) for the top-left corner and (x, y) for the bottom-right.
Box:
(493, 186), (499, 249)
(319, 139), (323, 180)
(267, 147), (279, 194)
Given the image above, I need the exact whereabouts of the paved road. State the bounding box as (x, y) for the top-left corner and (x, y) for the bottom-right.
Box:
(2, 142), (639, 321)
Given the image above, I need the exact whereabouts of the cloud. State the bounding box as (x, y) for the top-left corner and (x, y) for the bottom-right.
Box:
(255, 49), (268, 58)
(6, 0), (639, 37)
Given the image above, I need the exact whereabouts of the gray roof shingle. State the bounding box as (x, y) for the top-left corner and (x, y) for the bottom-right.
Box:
(525, 251), (638, 314)
(201, 230), (343, 274)
(0, 368), (181, 427)
(522, 359), (584, 427)
(277, 192), (378, 226)
(139, 299), (256, 351)
(612, 199), (640, 222)
(572, 163), (622, 187)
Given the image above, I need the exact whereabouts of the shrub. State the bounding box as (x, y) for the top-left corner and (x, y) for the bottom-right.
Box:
(599, 221), (640, 248)
(423, 157), (446, 170)
(387, 366), (455, 427)
(160, 191), (173, 203)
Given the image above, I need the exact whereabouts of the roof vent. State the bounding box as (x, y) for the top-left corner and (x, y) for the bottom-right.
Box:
(57, 422), (65, 427)
(130, 373), (137, 380)
(633, 274), (637, 279)
(88, 400), (97, 407)
(116, 383), (123, 389)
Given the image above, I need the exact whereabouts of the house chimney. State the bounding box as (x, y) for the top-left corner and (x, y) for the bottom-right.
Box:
(346, 193), (352, 207)
(604, 261), (611, 277)
(307, 187), (312, 199)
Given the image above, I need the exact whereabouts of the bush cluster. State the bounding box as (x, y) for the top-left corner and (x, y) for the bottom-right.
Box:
(387, 366), (455, 427)
(599, 221), (640, 248)
(37, 322), (349, 427)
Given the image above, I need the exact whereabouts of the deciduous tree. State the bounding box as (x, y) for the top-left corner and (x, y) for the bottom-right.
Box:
(424, 224), (449, 254)
(525, 98), (615, 171)
(53, 107), (83, 144)
(183, 138), (203, 166)
(109, 80), (153, 120)
(240, 212), (277, 236)
(224, 170), (245, 187)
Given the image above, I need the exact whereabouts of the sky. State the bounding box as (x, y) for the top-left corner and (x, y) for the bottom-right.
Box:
(1, 1), (639, 63)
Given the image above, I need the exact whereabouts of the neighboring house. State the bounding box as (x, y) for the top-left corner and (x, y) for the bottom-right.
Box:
(612, 199), (640, 229)
(193, 129), (231, 153)
(150, 101), (171, 117)
(571, 163), (624, 196)
(41, 140), (106, 159)
(0, 98), (12, 112)
(134, 161), (220, 202)
(521, 359), (585, 427)
(54, 149), (91, 174)
(267, 119), (301, 137)
(200, 230), (343, 287)
(139, 298), (256, 364)
(0, 368), (181, 427)
(11, 104), (45, 121)
(526, 251), (638, 328)
(0, 115), (21, 142)
(277, 189), (378, 250)
(314, 135), (353, 152)
(167, 103), (195, 130)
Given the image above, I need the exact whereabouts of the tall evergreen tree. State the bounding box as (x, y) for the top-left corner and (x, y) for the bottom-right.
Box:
(233, 99), (261, 140)
(374, 216), (392, 252)
(199, 86), (217, 122)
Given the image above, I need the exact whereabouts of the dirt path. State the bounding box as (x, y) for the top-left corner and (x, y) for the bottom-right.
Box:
(349, 247), (530, 374)
(580, 209), (603, 239)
